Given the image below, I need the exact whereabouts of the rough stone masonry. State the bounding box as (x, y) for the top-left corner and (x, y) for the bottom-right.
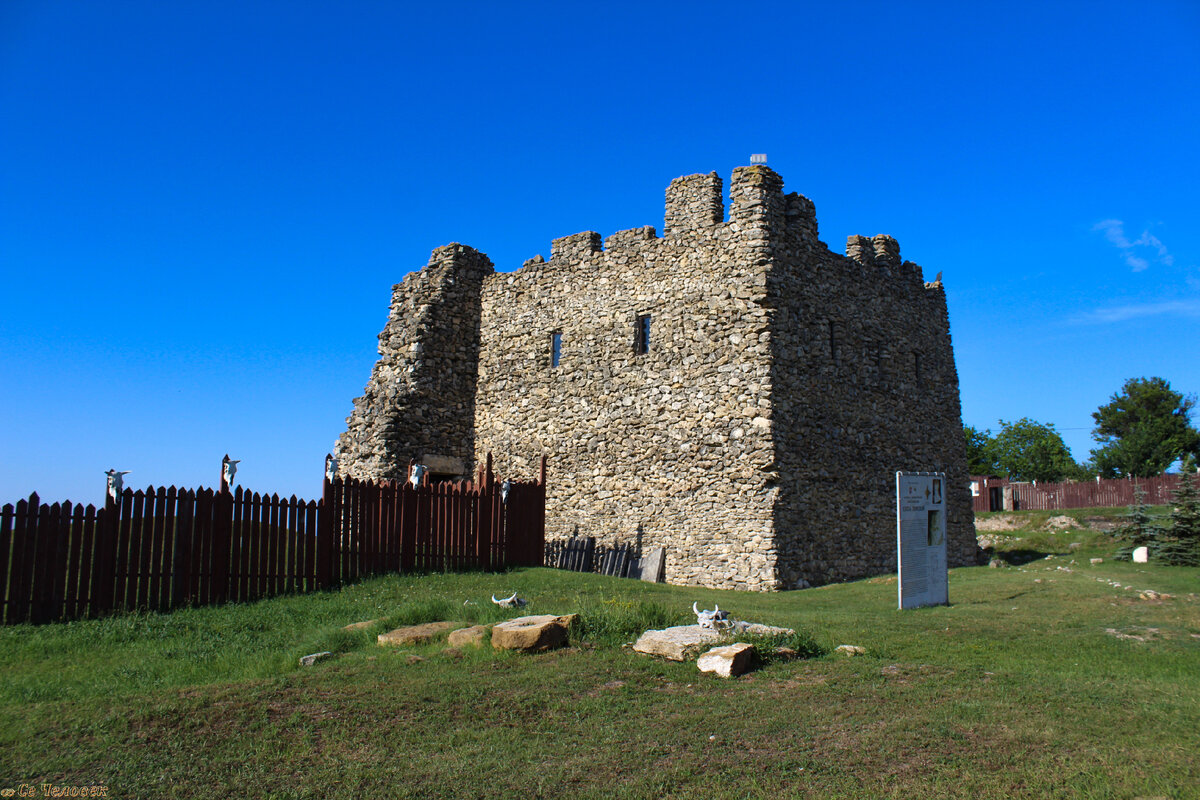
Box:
(336, 165), (975, 590)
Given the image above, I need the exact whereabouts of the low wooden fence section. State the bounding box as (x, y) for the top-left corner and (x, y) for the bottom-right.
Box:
(0, 455), (545, 625)
(973, 473), (1189, 513)
(326, 460), (546, 585)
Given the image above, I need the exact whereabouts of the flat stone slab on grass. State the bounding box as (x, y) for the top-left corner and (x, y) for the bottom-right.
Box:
(377, 621), (456, 646)
(448, 624), (491, 648)
(729, 622), (795, 637)
(633, 623), (796, 662)
(633, 626), (726, 661)
(697, 643), (755, 678)
(491, 614), (576, 652)
(344, 619), (380, 631)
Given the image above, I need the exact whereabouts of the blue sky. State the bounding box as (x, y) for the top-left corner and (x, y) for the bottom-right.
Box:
(2, 0), (1197, 505)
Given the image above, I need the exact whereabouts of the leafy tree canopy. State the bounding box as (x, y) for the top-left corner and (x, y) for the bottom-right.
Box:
(964, 425), (999, 475)
(1090, 377), (1200, 478)
(991, 418), (1078, 483)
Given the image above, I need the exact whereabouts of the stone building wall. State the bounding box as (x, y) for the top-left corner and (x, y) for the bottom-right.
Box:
(764, 180), (974, 586)
(336, 165), (975, 590)
(337, 244), (491, 482)
(471, 170), (781, 590)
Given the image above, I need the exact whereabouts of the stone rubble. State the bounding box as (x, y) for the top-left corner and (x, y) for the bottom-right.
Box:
(491, 614), (576, 652)
(632, 622), (795, 662)
(633, 625), (727, 661)
(447, 624), (491, 648)
(377, 621), (456, 646)
(697, 643), (755, 678)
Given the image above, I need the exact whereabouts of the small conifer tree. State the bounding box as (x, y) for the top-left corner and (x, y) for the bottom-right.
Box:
(1114, 486), (1160, 561)
(1160, 469), (1200, 566)
(1120, 487), (1158, 545)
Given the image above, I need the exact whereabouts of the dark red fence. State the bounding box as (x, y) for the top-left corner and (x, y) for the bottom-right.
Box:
(0, 455), (545, 625)
(972, 473), (1189, 513)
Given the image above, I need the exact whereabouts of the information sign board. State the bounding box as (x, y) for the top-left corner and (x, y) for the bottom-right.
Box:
(896, 471), (948, 609)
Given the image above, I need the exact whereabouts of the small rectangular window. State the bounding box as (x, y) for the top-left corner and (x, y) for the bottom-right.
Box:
(551, 332), (562, 367)
(914, 352), (922, 383)
(635, 314), (651, 355)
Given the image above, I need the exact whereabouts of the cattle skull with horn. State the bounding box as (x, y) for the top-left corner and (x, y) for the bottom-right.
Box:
(104, 469), (130, 503)
(693, 602), (730, 630)
(491, 592), (527, 609)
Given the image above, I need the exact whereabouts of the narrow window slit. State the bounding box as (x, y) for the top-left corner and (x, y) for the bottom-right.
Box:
(635, 314), (651, 355)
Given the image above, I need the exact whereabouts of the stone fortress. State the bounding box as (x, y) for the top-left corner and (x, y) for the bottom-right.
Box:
(335, 165), (976, 591)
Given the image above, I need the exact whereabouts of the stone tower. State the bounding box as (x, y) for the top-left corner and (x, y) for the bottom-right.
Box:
(336, 166), (975, 590)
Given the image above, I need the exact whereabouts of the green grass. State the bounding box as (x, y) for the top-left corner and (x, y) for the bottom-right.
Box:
(1, 518), (1198, 799)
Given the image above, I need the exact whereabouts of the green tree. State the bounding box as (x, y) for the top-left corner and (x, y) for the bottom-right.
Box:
(963, 425), (998, 475)
(990, 418), (1078, 482)
(1116, 486), (1162, 552)
(1160, 469), (1200, 566)
(1090, 377), (1200, 478)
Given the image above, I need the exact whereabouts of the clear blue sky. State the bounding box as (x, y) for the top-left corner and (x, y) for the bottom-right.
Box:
(2, 1), (1198, 505)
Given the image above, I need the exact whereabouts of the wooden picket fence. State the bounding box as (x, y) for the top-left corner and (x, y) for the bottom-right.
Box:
(972, 472), (1190, 513)
(0, 455), (545, 625)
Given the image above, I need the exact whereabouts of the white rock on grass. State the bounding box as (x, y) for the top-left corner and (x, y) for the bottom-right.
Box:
(299, 651), (333, 667)
(697, 643), (755, 678)
(835, 644), (866, 656)
(1133, 546), (1149, 563)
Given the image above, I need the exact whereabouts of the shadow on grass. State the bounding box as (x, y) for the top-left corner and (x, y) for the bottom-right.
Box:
(994, 548), (1059, 565)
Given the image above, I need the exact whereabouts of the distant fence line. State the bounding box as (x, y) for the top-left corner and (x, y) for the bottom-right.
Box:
(971, 473), (1189, 513)
(0, 455), (545, 625)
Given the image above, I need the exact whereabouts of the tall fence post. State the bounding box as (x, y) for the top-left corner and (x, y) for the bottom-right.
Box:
(91, 492), (119, 619)
(171, 489), (195, 608)
(212, 485), (232, 605)
(0, 502), (15, 624)
(318, 475), (335, 589)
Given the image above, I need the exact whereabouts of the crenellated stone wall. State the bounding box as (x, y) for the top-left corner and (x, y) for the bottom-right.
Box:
(336, 166), (975, 590)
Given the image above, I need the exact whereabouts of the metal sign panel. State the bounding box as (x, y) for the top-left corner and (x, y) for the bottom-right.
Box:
(750, 153), (767, 164)
(896, 471), (949, 609)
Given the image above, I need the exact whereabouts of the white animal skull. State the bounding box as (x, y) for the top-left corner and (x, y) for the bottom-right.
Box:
(409, 464), (427, 488)
(222, 456), (240, 487)
(104, 469), (130, 502)
(693, 602), (730, 630)
(491, 592), (527, 608)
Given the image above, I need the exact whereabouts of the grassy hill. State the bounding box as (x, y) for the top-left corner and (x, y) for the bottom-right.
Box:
(2, 510), (1197, 799)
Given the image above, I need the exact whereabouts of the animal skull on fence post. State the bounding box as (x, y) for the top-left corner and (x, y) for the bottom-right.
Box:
(104, 469), (130, 504)
(221, 455), (240, 490)
(409, 464), (427, 488)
